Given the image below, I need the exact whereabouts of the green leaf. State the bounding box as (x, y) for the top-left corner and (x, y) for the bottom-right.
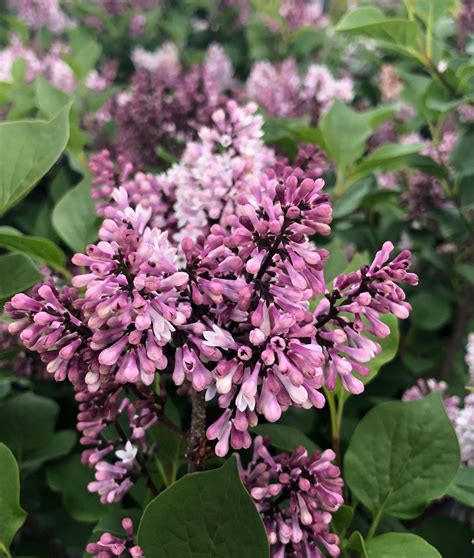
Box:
(445, 467), (474, 507)
(319, 102), (372, 172)
(66, 28), (102, 78)
(332, 505), (354, 535)
(0, 392), (59, 455)
(362, 313), (399, 387)
(0, 104), (70, 215)
(336, 7), (417, 49)
(450, 129), (474, 177)
(0, 443), (27, 555)
(366, 533), (441, 558)
(150, 423), (185, 487)
(138, 456), (269, 558)
(20, 430), (77, 475)
(333, 178), (372, 219)
(34, 76), (70, 119)
(0, 228), (67, 274)
(352, 143), (422, 177)
(0, 254), (44, 299)
(456, 264), (474, 285)
(46, 453), (107, 523)
(362, 104), (401, 129)
(413, 0), (456, 25)
(322, 238), (350, 282)
(251, 424), (317, 453)
(410, 291), (452, 331)
(52, 177), (99, 252)
(347, 531), (368, 558)
(344, 393), (460, 520)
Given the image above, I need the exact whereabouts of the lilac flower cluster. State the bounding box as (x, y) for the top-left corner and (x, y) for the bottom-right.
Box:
(458, 0), (474, 42)
(86, 517), (143, 557)
(403, 378), (474, 467)
(91, 103), (329, 246)
(114, 43), (235, 167)
(7, 0), (75, 33)
(221, 0), (327, 32)
(239, 436), (343, 557)
(0, 39), (76, 92)
(0, 37), (115, 94)
(78, 382), (158, 503)
(6, 100), (417, 462)
(247, 60), (353, 120)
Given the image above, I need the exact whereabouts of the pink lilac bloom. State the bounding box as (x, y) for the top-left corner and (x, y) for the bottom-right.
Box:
(458, 104), (474, 123)
(402, 171), (447, 224)
(8, 0), (75, 33)
(278, 0), (327, 31)
(114, 44), (236, 167)
(0, 39), (75, 91)
(239, 436), (343, 557)
(5, 200), (190, 392)
(131, 41), (181, 77)
(246, 60), (353, 121)
(7, 100), (417, 458)
(458, 0), (474, 41)
(86, 517), (143, 557)
(79, 381), (158, 503)
(466, 333), (474, 384)
(0, 38), (116, 94)
(172, 101), (275, 241)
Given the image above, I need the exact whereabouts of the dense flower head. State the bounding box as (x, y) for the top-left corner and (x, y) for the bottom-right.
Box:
(79, 381), (158, 503)
(239, 436), (343, 557)
(8, 0), (75, 33)
(247, 59), (353, 121)
(7, 97), (418, 458)
(86, 517), (143, 557)
(114, 43), (235, 167)
(0, 39), (76, 91)
(172, 100), (275, 240)
(5, 200), (190, 392)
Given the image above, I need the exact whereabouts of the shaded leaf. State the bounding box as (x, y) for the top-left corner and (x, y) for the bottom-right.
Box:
(52, 177), (99, 252)
(138, 456), (269, 558)
(0, 443), (27, 555)
(344, 393), (460, 519)
(251, 423), (317, 453)
(366, 533), (441, 557)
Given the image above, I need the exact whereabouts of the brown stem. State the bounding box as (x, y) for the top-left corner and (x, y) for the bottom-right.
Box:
(186, 390), (207, 473)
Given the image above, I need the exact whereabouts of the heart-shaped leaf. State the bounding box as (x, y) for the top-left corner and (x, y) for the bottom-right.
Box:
(138, 456), (269, 557)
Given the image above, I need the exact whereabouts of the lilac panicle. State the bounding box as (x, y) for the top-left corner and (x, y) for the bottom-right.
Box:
(239, 436), (343, 557)
(6, 99), (418, 459)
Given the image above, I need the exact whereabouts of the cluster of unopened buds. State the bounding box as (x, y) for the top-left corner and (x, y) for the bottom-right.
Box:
(86, 517), (143, 557)
(239, 436), (344, 557)
(5, 100), (418, 556)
